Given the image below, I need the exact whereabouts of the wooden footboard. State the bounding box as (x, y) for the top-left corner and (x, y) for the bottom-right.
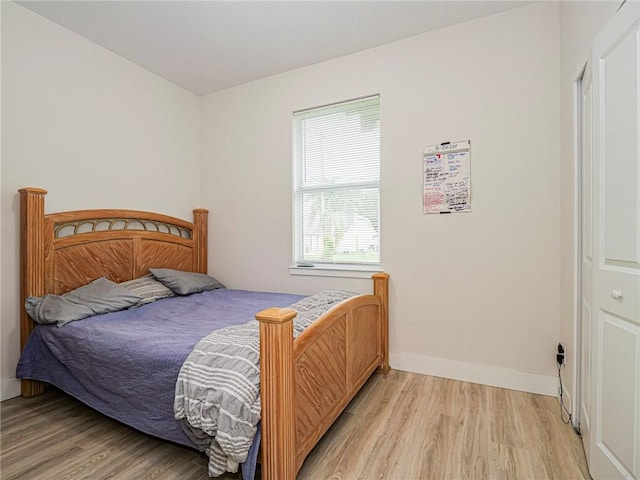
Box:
(257, 272), (390, 480)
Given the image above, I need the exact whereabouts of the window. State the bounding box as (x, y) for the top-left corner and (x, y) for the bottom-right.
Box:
(293, 95), (380, 268)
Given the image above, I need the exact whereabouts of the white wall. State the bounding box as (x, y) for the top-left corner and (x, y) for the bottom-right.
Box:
(201, 2), (562, 395)
(558, 1), (620, 420)
(3, 0), (605, 403)
(0, 2), (201, 400)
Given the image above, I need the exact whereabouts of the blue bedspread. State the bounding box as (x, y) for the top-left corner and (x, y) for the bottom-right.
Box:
(16, 288), (304, 477)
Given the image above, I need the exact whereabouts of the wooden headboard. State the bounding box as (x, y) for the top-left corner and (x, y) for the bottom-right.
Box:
(19, 187), (208, 394)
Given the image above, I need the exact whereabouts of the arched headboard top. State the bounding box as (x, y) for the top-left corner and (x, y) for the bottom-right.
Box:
(49, 208), (200, 239)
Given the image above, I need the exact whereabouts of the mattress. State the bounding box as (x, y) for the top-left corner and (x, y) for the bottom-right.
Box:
(16, 288), (304, 478)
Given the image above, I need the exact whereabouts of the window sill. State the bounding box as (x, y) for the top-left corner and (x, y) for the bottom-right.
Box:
(289, 264), (383, 279)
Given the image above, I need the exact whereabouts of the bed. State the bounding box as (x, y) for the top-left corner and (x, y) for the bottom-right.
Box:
(16, 187), (390, 480)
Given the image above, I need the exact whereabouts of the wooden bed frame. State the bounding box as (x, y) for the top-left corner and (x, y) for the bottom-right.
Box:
(18, 187), (389, 480)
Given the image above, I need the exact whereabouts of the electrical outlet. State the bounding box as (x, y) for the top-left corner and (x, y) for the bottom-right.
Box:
(556, 343), (565, 365)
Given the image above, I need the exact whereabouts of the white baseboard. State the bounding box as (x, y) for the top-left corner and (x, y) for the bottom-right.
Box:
(1, 376), (21, 401)
(390, 352), (558, 397)
(2, 358), (557, 401)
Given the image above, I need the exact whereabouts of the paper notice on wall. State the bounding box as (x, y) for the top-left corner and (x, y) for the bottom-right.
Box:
(423, 140), (471, 214)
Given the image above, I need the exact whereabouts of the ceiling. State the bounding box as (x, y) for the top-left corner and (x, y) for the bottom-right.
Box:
(19, 1), (528, 96)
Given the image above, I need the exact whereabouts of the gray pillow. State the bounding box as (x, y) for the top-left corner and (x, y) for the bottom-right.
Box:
(120, 274), (175, 307)
(25, 277), (142, 327)
(149, 268), (225, 295)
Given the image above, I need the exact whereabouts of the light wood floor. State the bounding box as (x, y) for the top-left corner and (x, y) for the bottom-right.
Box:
(1, 370), (590, 480)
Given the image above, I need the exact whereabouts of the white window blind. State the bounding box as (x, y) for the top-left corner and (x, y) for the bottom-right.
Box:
(293, 95), (380, 267)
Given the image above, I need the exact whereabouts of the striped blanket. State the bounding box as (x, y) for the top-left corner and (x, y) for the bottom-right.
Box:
(174, 290), (356, 477)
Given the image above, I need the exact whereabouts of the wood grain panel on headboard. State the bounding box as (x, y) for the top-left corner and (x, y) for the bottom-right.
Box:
(19, 187), (209, 396)
(138, 239), (195, 278)
(51, 239), (134, 293)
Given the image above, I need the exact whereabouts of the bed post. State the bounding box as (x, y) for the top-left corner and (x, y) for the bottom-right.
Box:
(193, 208), (208, 274)
(256, 307), (297, 480)
(19, 188), (48, 397)
(373, 272), (390, 374)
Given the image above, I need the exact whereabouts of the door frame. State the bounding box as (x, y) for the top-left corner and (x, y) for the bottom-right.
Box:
(571, 60), (589, 433)
(573, 62), (587, 432)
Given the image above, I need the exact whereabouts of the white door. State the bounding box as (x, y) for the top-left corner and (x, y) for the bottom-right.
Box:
(590, 1), (640, 479)
(579, 59), (594, 468)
